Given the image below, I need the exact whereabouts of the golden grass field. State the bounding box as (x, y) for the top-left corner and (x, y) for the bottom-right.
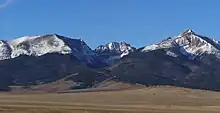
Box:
(1, 87), (220, 113)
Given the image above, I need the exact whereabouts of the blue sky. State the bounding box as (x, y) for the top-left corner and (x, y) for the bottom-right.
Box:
(0, 0), (220, 48)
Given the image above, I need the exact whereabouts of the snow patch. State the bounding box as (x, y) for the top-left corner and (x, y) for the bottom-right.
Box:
(166, 51), (178, 57)
(142, 44), (158, 52)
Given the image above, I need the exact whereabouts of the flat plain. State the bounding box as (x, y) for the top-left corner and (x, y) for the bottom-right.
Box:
(0, 87), (220, 113)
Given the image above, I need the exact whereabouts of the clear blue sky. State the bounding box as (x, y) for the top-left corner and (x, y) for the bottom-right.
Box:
(0, 0), (220, 48)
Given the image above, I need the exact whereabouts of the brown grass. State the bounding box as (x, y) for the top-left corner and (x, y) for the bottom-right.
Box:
(1, 87), (220, 113)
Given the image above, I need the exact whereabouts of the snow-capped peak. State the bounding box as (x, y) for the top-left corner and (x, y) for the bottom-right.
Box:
(142, 30), (220, 59)
(0, 34), (99, 65)
(179, 29), (195, 37)
(95, 42), (135, 57)
(7, 34), (73, 58)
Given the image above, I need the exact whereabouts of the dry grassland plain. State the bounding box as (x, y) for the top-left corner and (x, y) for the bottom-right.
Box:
(0, 87), (220, 113)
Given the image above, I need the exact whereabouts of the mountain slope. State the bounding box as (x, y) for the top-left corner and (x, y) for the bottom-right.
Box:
(0, 53), (108, 91)
(108, 30), (220, 91)
(0, 34), (108, 91)
(109, 49), (220, 91)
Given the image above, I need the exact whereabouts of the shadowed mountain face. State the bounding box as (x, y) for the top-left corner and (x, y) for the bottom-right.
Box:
(0, 54), (80, 85)
(0, 54), (107, 91)
(109, 50), (193, 86)
(2, 30), (220, 91)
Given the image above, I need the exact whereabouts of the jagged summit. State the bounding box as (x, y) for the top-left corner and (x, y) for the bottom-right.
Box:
(142, 30), (220, 59)
(179, 29), (195, 36)
(95, 42), (134, 53)
(95, 42), (135, 63)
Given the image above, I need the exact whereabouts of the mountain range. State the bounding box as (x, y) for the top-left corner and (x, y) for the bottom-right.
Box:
(1, 29), (220, 92)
